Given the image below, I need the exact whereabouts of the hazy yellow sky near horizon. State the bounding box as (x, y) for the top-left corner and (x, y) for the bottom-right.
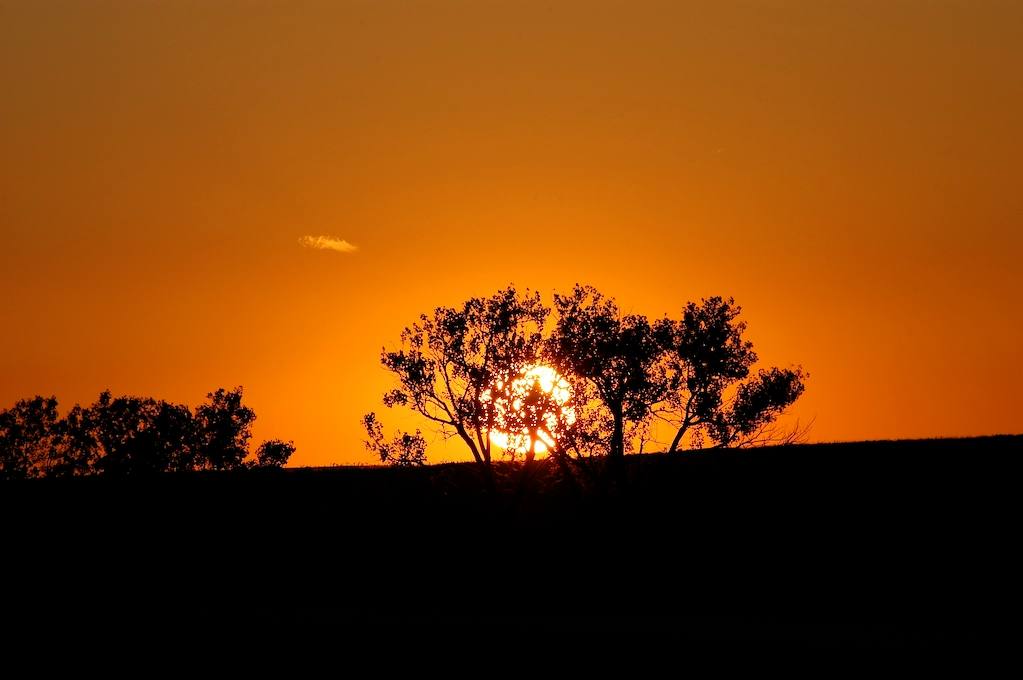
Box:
(2, 0), (1021, 465)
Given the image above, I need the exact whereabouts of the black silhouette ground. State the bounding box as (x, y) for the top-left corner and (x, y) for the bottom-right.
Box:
(2, 435), (1018, 648)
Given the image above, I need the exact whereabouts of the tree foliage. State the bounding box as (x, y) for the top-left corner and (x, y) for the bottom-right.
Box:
(193, 387), (257, 471)
(84, 392), (196, 476)
(0, 387), (292, 480)
(548, 285), (666, 459)
(375, 286), (548, 467)
(256, 439), (297, 468)
(0, 396), (62, 479)
(709, 367), (808, 447)
(362, 413), (427, 467)
(655, 297), (806, 451)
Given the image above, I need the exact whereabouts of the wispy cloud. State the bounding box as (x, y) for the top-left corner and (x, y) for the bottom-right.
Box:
(298, 235), (358, 254)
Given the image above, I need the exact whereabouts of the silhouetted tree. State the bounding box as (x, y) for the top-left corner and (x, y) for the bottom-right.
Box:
(548, 285), (665, 461)
(0, 396), (62, 479)
(193, 387), (256, 471)
(656, 297), (806, 451)
(1, 387), (291, 479)
(362, 413), (427, 466)
(376, 286), (548, 469)
(57, 403), (101, 477)
(255, 439), (296, 468)
(82, 392), (195, 476)
(708, 367), (808, 448)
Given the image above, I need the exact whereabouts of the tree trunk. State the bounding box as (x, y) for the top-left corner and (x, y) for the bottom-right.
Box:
(456, 424), (497, 494)
(605, 407), (627, 489)
(456, 425), (484, 466)
(610, 408), (625, 459)
(667, 422), (688, 454)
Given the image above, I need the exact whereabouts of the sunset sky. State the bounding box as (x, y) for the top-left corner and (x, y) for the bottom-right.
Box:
(2, 0), (1020, 466)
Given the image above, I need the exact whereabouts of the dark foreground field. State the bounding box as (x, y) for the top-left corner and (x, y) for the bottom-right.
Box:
(3, 436), (1019, 647)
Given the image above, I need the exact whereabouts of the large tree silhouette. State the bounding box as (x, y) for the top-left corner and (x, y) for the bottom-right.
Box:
(81, 391), (196, 476)
(370, 286), (548, 468)
(656, 297), (806, 451)
(193, 387), (257, 471)
(548, 285), (665, 461)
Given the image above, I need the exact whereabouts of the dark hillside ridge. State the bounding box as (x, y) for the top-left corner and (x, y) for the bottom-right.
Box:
(3, 435), (1019, 646)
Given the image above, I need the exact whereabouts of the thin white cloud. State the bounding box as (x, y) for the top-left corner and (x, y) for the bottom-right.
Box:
(299, 235), (358, 254)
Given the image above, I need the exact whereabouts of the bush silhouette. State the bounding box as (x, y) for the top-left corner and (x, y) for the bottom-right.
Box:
(362, 413), (427, 466)
(256, 439), (297, 468)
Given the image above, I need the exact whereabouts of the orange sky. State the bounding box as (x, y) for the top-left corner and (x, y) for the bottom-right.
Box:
(2, 1), (1021, 465)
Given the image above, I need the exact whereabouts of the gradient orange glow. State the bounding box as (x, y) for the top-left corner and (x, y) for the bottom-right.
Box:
(2, 1), (1021, 465)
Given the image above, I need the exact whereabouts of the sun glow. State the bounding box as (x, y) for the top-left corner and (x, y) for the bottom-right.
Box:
(482, 364), (576, 457)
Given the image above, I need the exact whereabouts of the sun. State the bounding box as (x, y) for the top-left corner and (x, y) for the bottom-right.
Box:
(482, 364), (576, 457)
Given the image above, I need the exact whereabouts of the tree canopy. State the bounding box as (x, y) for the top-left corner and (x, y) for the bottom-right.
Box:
(656, 296), (806, 451)
(367, 286), (548, 468)
(548, 284), (667, 460)
(371, 284), (807, 468)
(0, 387), (294, 480)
